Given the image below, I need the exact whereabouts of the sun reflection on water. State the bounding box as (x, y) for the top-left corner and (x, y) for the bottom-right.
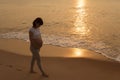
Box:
(74, 49), (83, 56)
(74, 0), (89, 36)
(77, 0), (85, 8)
(70, 48), (85, 57)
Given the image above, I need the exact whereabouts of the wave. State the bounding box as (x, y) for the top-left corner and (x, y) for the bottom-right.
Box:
(0, 32), (120, 62)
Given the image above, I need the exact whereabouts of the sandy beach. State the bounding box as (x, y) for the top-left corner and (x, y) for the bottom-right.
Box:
(0, 39), (120, 80)
(0, 0), (120, 80)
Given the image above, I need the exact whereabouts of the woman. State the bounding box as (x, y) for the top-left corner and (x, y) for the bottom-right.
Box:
(29, 17), (48, 77)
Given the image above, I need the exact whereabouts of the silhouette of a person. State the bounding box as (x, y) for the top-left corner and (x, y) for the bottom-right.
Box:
(29, 17), (48, 77)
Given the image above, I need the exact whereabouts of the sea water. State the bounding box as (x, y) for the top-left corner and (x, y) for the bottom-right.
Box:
(0, 0), (120, 61)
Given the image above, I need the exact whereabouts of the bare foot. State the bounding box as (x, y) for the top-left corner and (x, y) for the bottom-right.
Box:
(42, 73), (49, 78)
(16, 68), (22, 71)
(30, 71), (37, 74)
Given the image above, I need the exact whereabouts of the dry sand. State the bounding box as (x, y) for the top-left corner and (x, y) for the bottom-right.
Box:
(0, 39), (120, 80)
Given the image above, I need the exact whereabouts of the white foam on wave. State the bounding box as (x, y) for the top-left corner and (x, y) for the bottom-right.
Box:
(0, 32), (29, 42)
(0, 32), (120, 62)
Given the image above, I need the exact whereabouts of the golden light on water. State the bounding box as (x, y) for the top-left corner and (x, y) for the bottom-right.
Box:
(77, 0), (85, 8)
(70, 48), (85, 57)
(74, 49), (83, 56)
(74, 0), (90, 36)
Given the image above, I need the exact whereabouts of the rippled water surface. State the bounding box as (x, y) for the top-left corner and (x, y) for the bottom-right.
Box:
(0, 0), (120, 61)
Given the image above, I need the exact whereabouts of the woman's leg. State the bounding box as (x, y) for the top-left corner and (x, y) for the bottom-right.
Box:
(36, 49), (48, 77)
(30, 55), (36, 72)
(30, 46), (37, 73)
(35, 50), (45, 74)
(30, 47), (48, 77)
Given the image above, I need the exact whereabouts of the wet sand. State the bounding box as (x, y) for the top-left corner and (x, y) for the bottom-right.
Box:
(0, 39), (120, 80)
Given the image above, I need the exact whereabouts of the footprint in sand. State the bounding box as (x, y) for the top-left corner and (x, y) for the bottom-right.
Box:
(16, 68), (22, 71)
(5, 64), (23, 71)
(6, 65), (13, 68)
(0, 63), (3, 65)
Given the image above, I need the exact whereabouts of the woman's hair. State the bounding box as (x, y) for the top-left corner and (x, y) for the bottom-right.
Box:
(33, 17), (43, 28)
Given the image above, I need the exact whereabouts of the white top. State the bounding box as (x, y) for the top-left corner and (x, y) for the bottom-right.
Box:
(29, 27), (41, 39)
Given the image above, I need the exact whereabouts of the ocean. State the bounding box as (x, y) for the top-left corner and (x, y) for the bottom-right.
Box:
(0, 0), (120, 61)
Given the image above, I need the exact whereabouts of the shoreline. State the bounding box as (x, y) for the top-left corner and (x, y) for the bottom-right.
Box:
(0, 38), (120, 80)
(0, 38), (112, 61)
(1, 47), (120, 80)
